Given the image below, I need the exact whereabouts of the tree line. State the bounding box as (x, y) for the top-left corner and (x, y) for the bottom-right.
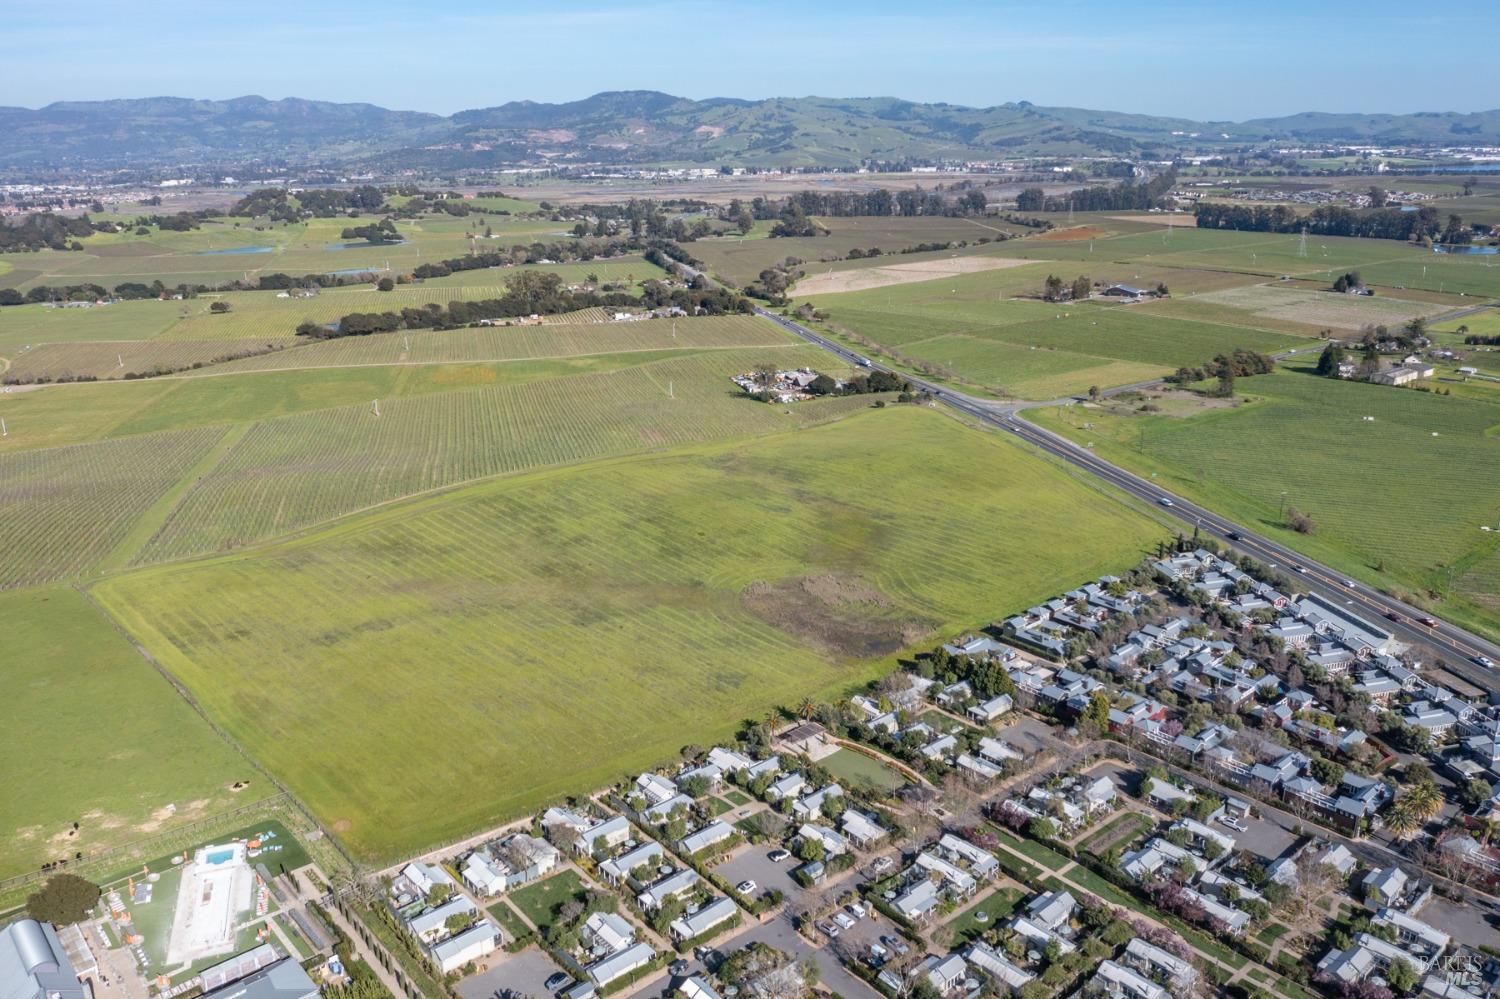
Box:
(1016, 169), (1177, 213)
(1194, 202), (1468, 243)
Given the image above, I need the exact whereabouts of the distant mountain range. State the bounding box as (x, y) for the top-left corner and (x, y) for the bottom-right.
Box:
(2, 91), (1498, 172)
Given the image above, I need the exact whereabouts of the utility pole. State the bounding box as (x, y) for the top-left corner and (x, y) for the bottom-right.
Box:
(1278, 490), (1288, 522)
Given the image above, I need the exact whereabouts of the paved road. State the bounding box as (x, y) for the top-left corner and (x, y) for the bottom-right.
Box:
(754, 307), (1500, 693)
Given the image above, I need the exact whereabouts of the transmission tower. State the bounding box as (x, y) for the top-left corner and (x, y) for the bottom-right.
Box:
(1297, 228), (1309, 258)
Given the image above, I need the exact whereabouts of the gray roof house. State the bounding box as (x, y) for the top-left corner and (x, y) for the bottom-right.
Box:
(201, 957), (319, 999)
(0, 920), (91, 999)
(669, 897), (737, 942)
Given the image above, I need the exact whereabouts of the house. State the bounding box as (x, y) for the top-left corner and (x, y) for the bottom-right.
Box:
(577, 815), (632, 854)
(399, 860), (455, 898)
(766, 772), (807, 801)
(461, 835), (559, 895)
(918, 953), (968, 994)
(678, 821), (734, 857)
(1009, 914), (1076, 955)
(1372, 908), (1450, 962)
(1089, 960), (1169, 999)
(1171, 818), (1235, 861)
(780, 721), (828, 754)
(977, 738), (1021, 766)
(543, 807), (592, 834)
(1318, 843), (1357, 876)
(600, 842), (664, 886)
(705, 747), (753, 775)
(1024, 889), (1076, 932)
(1178, 886), (1249, 934)
(921, 734), (958, 760)
(1103, 284), (1145, 299)
(798, 823), (848, 857)
(408, 897), (477, 944)
(792, 784), (843, 819)
(893, 877), (942, 922)
(1082, 776), (1118, 813)
(956, 754), (1002, 781)
(1144, 776), (1195, 810)
(582, 912), (636, 955)
(1123, 938), (1196, 989)
(669, 897), (737, 943)
(679, 976), (721, 999)
(1405, 701), (1459, 741)
(642, 794), (696, 824)
(0, 920), (92, 999)
(840, 810), (888, 849)
(1121, 839), (1191, 881)
(586, 942), (656, 988)
(968, 694), (1014, 723)
(638, 869), (700, 910)
(635, 773), (680, 806)
(963, 941), (1034, 989)
(431, 921), (501, 973)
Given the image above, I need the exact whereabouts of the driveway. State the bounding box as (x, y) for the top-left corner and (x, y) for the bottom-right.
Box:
(990, 716), (1058, 755)
(458, 947), (566, 999)
(1229, 811), (1301, 864)
(1412, 894), (1500, 953)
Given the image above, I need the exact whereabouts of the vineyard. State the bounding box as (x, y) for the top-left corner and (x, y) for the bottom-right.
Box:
(4, 337), (296, 382)
(0, 425), (229, 587)
(186, 315), (791, 374)
(93, 407), (1161, 861)
(133, 346), (845, 562)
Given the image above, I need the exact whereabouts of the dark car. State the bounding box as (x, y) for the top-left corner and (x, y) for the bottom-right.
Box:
(546, 974), (573, 992)
(1385, 611), (1402, 623)
(1419, 616), (1438, 628)
(1226, 531), (1242, 541)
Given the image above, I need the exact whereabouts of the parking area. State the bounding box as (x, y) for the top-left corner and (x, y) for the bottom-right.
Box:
(458, 946), (563, 999)
(714, 845), (806, 904)
(1228, 810), (1301, 863)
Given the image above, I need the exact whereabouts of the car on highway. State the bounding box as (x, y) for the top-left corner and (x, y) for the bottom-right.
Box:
(1420, 616), (1438, 628)
(855, 357), (872, 368)
(1157, 497), (1174, 507)
(736, 880), (757, 894)
(546, 974), (573, 992)
(1476, 656), (1496, 669)
(768, 849), (790, 862)
(1341, 579), (1357, 588)
(1292, 564), (1306, 573)
(1226, 531), (1242, 541)
(1385, 611), (1402, 623)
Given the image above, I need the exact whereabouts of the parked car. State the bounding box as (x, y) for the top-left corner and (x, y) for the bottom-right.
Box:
(833, 912), (856, 929)
(669, 960), (689, 977)
(736, 880), (757, 894)
(546, 974), (573, 992)
(768, 849), (791, 862)
(1219, 816), (1247, 832)
(847, 902), (868, 919)
(817, 921), (840, 938)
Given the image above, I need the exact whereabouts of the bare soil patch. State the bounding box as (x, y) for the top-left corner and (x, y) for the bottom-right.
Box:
(794, 255), (1033, 296)
(1105, 213), (1199, 227)
(1034, 225), (1108, 242)
(741, 573), (933, 658)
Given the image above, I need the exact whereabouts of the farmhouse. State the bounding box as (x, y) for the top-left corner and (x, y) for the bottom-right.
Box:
(600, 841), (664, 886)
(460, 835), (559, 895)
(638, 868), (700, 910)
(963, 941), (1034, 989)
(678, 820), (734, 856)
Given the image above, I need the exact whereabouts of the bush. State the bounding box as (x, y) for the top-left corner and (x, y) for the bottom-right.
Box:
(209, 300), (232, 313)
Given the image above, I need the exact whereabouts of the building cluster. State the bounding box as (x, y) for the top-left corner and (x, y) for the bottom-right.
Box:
(387, 860), (504, 974)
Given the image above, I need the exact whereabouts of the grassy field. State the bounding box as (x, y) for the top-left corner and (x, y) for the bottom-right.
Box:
(0, 586), (266, 880)
(692, 216), (1023, 287)
(1031, 368), (1500, 640)
(92, 407), (1162, 862)
(799, 269), (1307, 398)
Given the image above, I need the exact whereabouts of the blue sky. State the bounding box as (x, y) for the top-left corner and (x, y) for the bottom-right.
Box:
(4, 0), (1494, 119)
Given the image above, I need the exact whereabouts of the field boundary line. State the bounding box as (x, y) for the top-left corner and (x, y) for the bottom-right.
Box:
(72, 583), (362, 874)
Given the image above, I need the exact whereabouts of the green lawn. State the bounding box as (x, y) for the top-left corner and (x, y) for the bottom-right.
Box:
(509, 870), (588, 933)
(992, 828), (1071, 871)
(1076, 811), (1154, 855)
(92, 408), (1162, 862)
(486, 899), (536, 944)
(0, 586), (268, 880)
(1031, 367), (1500, 640)
(817, 748), (907, 792)
(945, 886), (1023, 943)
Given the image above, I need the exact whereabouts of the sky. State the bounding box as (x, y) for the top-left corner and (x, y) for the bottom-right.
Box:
(4, 0), (1496, 120)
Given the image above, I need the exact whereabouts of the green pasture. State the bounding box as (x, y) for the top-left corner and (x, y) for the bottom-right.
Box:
(91, 407), (1162, 862)
(1031, 368), (1500, 639)
(0, 586), (265, 881)
(817, 749), (907, 792)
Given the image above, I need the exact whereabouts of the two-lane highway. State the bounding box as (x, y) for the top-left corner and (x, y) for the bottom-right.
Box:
(754, 307), (1500, 691)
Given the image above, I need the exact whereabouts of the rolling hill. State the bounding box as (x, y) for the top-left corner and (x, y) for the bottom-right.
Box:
(2, 91), (1498, 171)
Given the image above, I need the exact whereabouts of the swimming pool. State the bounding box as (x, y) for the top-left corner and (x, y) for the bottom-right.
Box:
(204, 848), (236, 865)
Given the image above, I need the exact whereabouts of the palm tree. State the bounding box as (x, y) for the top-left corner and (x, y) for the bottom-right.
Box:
(1383, 801), (1418, 840)
(1404, 783), (1443, 822)
(796, 697), (817, 721)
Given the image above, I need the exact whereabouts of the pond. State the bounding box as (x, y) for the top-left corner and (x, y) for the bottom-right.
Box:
(1433, 245), (1499, 255)
(197, 246), (275, 256)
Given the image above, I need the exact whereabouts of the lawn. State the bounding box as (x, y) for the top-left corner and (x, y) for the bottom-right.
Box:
(944, 886), (1023, 943)
(486, 899), (536, 944)
(92, 407), (1163, 862)
(509, 870), (588, 933)
(1030, 367), (1500, 640)
(991, 828), (1071, 871)
(817, 749), (907, 792)
(0, 585), (268, 880)
(1076, 811), (1154, 855)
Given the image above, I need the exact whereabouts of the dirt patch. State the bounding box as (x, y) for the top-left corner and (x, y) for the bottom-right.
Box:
(333, 819), (353, 833)
(90, 242), (168, 258)
(528, 129), (577, 143)
(1033, 225), (1108, 242)
(794, 254), (1034, 296)
(1105, 214), (1199, 227)
(741, 573), (933, 658)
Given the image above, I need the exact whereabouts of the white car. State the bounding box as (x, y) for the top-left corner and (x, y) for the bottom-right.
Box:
(1341, 579), (1357, 588)
(736, 880), (757, 894)
(1158, 497), (1174, 507)
(833, 912), (856, 929)
(1219, 816), (1247, 832)
(1475, 656), (1496, 669)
